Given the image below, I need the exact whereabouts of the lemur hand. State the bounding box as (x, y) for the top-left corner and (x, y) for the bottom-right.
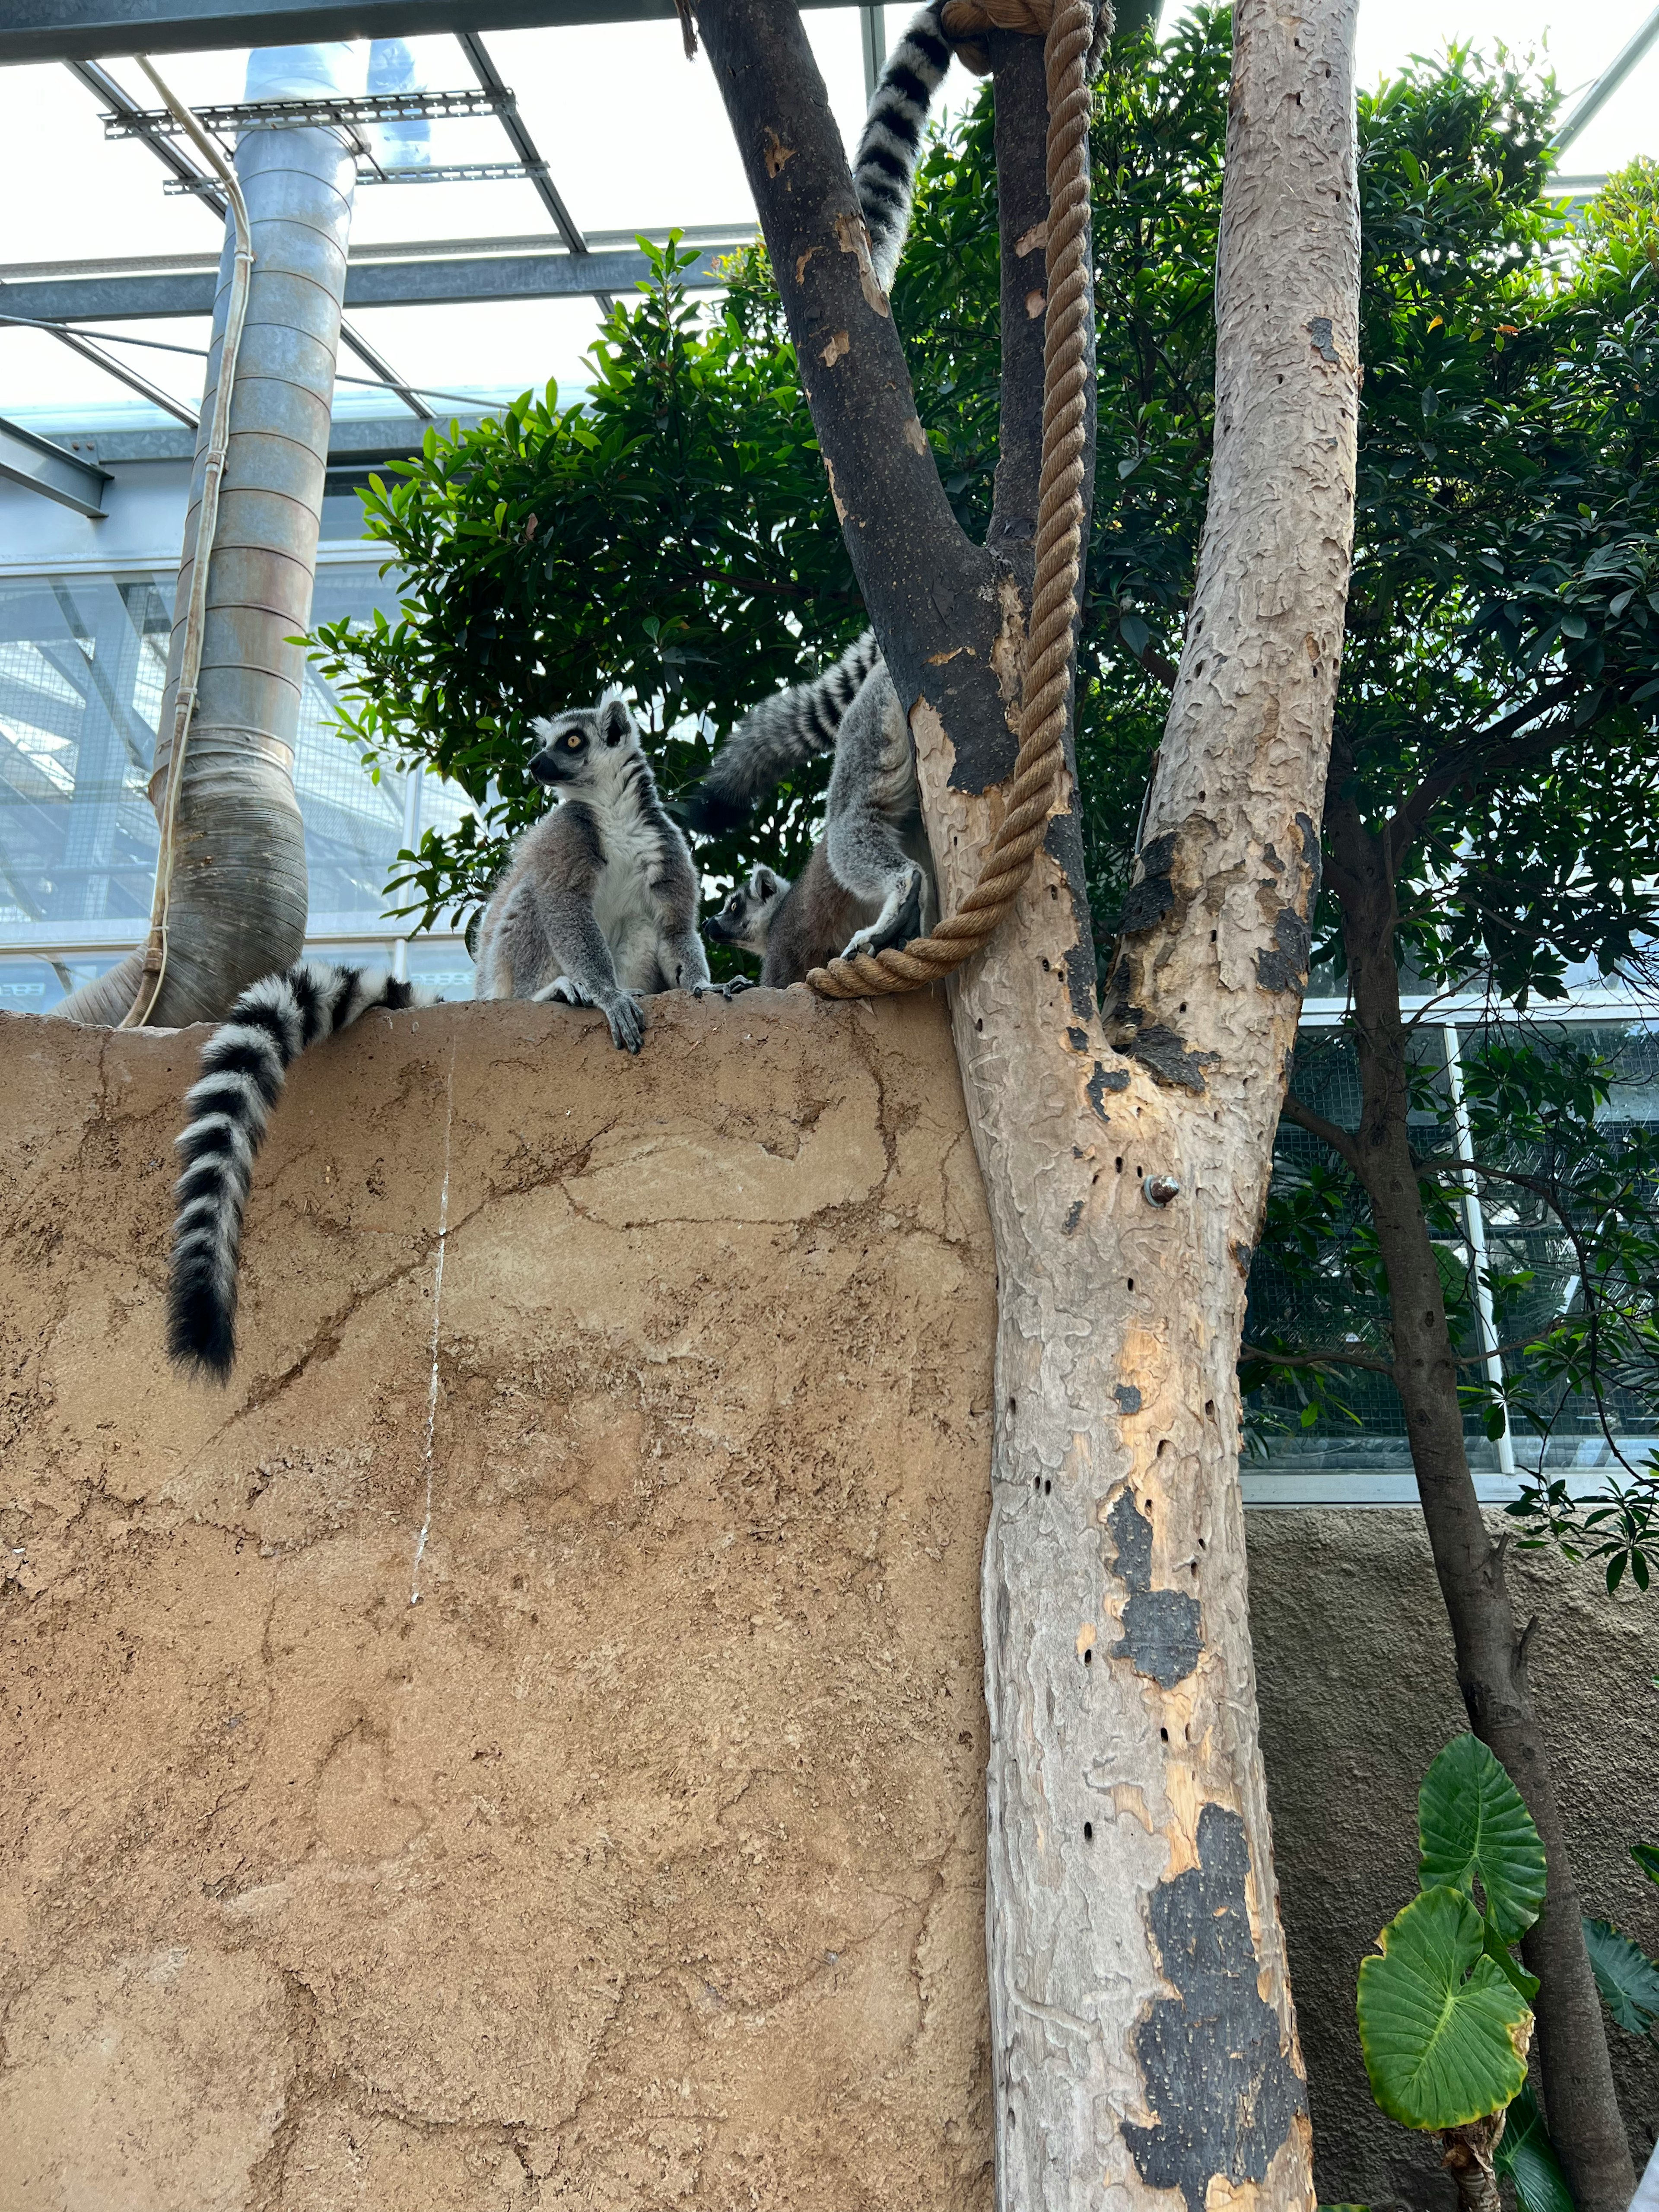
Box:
(599, 991), (645, 1054)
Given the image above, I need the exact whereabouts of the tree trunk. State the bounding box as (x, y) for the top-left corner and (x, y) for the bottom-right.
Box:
(695, 2), (1359, 2203)
(1331, 790), (1637, 2212)
(54, 120), (354, 1027)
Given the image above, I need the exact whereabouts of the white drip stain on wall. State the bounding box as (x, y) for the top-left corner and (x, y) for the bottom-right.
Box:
(410, 1034), (457, 1605)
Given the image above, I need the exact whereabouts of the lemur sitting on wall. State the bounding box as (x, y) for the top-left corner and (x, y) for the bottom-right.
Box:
(167, 691), (706, 1381)
(685, 4), (957, 981)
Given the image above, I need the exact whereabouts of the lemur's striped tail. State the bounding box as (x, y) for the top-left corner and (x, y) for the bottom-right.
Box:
(683, 630), (882, 834)
(855, 3), (956, 289)
(168, 961), (425, 1381)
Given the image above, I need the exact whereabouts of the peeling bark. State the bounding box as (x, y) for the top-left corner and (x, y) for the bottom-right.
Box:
(1328, 785), (1637, 2212)
(695, 3), (1359, 2205)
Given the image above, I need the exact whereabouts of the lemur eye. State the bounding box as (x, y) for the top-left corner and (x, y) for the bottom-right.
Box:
(566, 733), (581, 750)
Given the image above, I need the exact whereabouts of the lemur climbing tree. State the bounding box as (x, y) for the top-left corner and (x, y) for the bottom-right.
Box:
(689, 2), (1361, 2206)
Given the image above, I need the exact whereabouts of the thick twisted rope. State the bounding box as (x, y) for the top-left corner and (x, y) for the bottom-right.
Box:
(807, 0), (1096, 999)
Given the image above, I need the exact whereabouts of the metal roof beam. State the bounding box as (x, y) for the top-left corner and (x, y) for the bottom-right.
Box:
(3, 0), (851, 64)
(61, 58), (429, 423)
(1552, 5), (1659, 150)
(0, 245), (725, 322)
(0, 417), (111, 517)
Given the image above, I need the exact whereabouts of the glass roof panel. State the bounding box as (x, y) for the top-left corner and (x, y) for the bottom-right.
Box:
(0, 0), (1656, 429)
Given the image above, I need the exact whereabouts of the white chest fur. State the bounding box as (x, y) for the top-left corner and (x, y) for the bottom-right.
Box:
(588, 785), (663, 950)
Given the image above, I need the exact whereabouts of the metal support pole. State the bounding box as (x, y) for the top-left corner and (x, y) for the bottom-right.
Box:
(860, 3), (885, 100)
(1442, 1024), (1516, 1477)
(391, 762), (421, 982)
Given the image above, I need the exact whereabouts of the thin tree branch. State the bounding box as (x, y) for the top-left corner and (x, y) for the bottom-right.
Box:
(1281, 1089), (1364, 1171)
(1242, 1340), (1397, 1376)
(1382, 680), (1583, 871)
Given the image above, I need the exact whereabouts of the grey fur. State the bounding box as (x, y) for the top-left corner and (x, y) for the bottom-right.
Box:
(698, 667), (938, 980)
(476, 690), (708, 1050)
(820, 667), (938, 960)
(682, 631), (880, 835)
(708, 851), (900, 989)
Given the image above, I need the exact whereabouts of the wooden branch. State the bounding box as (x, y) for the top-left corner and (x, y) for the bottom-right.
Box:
(1242, 1339), (1397, 1376)
(693, 0), (1008, 778)
(1281, 1089), (1364, 1172)
(1382, 680), (1581, 871)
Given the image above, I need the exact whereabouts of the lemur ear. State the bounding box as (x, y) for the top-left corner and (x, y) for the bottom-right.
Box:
(600, 698), (632, 747)
(753, 866), (782, 899)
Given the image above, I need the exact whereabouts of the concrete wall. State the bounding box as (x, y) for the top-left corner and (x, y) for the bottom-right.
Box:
(1, 993), (1654, 2210)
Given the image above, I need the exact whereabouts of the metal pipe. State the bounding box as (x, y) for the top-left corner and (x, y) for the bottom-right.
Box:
(1442, 1024), (1517, 1478)
(1552, 5), (1659, 151)
(54, 70), (359, 1026)
(120, 55), (254, 1025)
(391, 763), (422, 982)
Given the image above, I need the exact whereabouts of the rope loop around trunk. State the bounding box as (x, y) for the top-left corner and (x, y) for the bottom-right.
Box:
(806, 0), (1095, 999)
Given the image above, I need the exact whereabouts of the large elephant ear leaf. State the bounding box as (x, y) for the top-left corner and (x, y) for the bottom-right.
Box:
(1418, 1734), (1547, 1943)
(1358, 1886), (1533, 2131)
(1494, 2085), (1573, 2212)
(1583, 1916), (1659, 2035)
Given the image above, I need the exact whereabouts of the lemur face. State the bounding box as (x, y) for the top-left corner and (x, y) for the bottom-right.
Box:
(528, 693), (637, 789)
(704, 865), (790, 955)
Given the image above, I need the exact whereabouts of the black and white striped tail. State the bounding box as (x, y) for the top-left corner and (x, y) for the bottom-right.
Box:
(167, 961), (422, 1382)
(683, 630), (883, 834)
(855, 3), (955, 290)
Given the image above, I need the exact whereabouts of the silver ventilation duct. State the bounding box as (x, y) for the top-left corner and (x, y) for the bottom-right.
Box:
(57, 94), (357, 1025)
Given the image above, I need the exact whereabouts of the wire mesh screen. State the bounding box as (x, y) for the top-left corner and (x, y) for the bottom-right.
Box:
(1246, 1018), (1659, 1474)
(0, 562), (474, 1010)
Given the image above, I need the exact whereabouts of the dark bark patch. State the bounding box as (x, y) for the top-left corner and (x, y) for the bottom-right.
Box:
(1128, 1025), (1216, 1093)
(1255, 909), (1312, 992)
(1088, 1061), (1130, 1119)
(1124, 1803), (1308, 2212)
(1307, 315), (1339, 364)
(1045, 813), (1099, 1023)
(1106, 1490), (1202, 1688)
(1231, 1239), (1253, 1277)
(1063, 1198), (1085, 1235)
(1114, 1383), (1142, 1414)
(1067, 1027), (1089, 1052)
(1119, 831), (1179, 934)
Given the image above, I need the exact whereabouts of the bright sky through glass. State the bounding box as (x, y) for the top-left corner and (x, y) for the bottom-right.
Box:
(0, 0), (1654, 426)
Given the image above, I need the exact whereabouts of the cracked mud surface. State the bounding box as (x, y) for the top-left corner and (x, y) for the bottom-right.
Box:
(10, 992), (1641, 2210)
(0, 990), (998, 2209)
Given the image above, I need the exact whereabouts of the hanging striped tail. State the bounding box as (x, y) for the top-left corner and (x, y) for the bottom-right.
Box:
(167, 960), (428, 1381)
(855, 2), (956, 289)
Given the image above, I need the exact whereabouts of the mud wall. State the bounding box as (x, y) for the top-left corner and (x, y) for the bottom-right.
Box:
(1, 992), (1654, 2211)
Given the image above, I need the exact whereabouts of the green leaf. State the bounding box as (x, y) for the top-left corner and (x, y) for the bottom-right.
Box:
(1494, 2085), (1574, 2212)
(1357, 1886), (1533, 2131)
(1583, 1916), (1659, 2035)
(1482, 1919), (1540, 2004)
(1631, 1843), (1659, 1887)
(1418, 1735), (1547, 1942)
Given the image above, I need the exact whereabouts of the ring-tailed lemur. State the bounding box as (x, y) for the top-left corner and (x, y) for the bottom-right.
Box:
(167, 690), (706, 1382)
(688, 639), (938, 976)
(685, 8), (956, 976)
(475, 688), (709, 1044)
(705, 847), (889, 988)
